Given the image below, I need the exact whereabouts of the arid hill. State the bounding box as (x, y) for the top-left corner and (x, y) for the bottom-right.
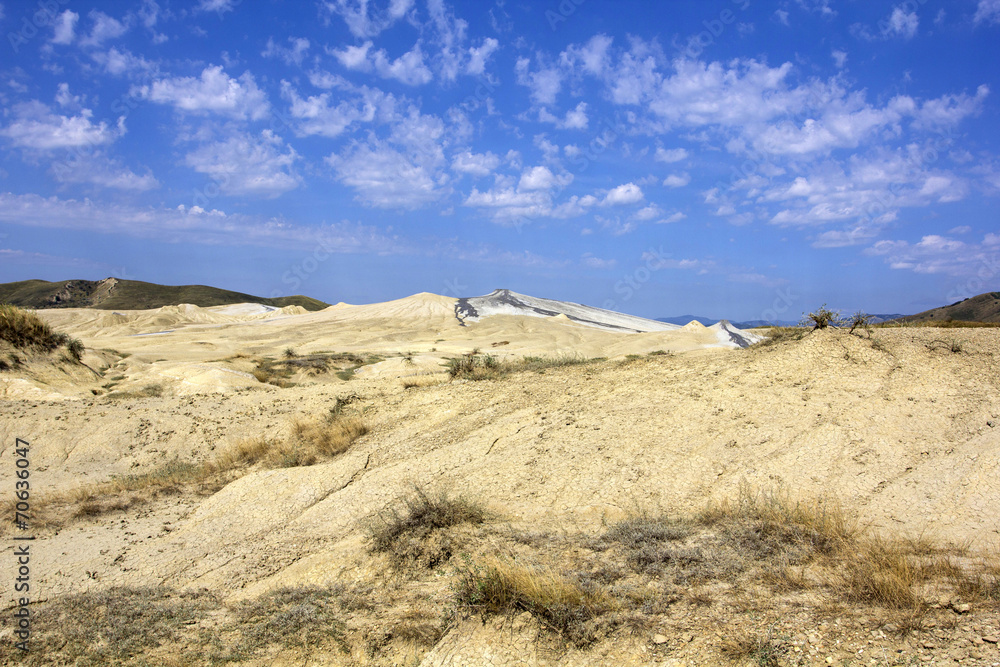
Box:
(0, 277), (328, 311)
(0, 297), (998, 666)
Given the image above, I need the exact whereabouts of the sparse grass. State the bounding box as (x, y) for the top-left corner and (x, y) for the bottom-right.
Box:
(30, 586), (219, 664)
(454, 556), (615, 646)
(251, 352), (383, 386)
(103, 383), (164, 400)
(926, 338), (965, 353)
(7, 404), (370, 532)
(401, 375), (445, 390)
(229, 586), (349, 658)
(877, 319), (1000, 328)
(446, 352), (596, 380)
(370, 487), (491, 567)
(0, 303), (85, 361)
(838, 535), (922, 609)
(754, 326), (807, 347)
(720, 627), (787, 666)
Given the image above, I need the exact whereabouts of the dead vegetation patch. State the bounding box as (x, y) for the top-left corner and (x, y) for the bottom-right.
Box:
(446, 351), (597, 380)
(2, 400), (370, 534)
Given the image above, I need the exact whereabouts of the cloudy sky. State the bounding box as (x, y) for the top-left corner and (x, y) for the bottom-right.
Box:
(1, 0), (999, 320)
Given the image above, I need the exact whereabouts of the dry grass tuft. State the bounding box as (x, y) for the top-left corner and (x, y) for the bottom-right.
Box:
(720, 626), (787, 666)
(455, 556), (615, 646)
(370, 487), (491, 567)
(0, 303), (85, 361)
(446, 352), (596, 381)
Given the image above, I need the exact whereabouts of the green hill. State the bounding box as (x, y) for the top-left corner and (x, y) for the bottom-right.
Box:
(0, 278), (329, 312)
(896, 291), (1000, 324)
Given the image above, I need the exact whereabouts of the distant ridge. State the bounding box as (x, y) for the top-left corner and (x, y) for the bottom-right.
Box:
(0, 278), (329, 312)
(895, 292), (1000, 324)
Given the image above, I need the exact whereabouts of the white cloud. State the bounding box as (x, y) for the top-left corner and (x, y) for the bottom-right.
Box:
(519, 165), (563, 191)
(451, 151), (500, 177)
(51, 10), (78, 45)
(331, 41), (375, 70)
(974, 0), (1000, 24)
(538, 102), (588, 130)
(0, 102), (122, 150)
(55, 83), (81, 108)
(655, 147), (688, 163)
(50, 153), (158, 191)
(0, 193), (401, 253)
(373, 45), (433, 85)
(138, 66), (270, 120)
(774, 9), (790, 25)
(327, 108), (450, 210)
(185, 131), (300, 198)
(91, 48), (157, 76)
(80, 11), (129, 48)
(581, 253), (617, 269)
(949, 226), (972, 235)
(603, 182), (644, 206)
(832, 50), (848, 68)
(465, 38), (499, 75)
(884, 7), (919, 39)
(515, 57), (562, 105)
(864, 234), (994, 275)
(561, 34), (613, 76)
(322, 0), (413, 38)
(281, 82), (389, 138)
(633, 204), (662, 221)
(663, 173), (691, 188)
(912, 85), (989, 130)
(197, 0), (237, 13)
(658, 212), (687, 224)
(263, 37), (311, 66)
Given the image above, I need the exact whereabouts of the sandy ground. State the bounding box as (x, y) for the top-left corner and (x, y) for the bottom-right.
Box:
(0, 297), (999, 665)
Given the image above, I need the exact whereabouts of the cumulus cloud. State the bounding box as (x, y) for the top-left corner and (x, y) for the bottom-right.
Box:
(655, 147), (688, 163)
(663, 173), (691, 188)
(602, 183), (644, 206)
(281, 82), (391, 138)
(884, 7), (919, 39)
(0, 102), (122, 150)
(451, 151), (500, 177)
(864, 234), (998, 276)
(80, 11), (129, 48)
(51, 10), (78, 45)
(137, 66), (270, 120)
(185, 131), (300, 198)
(515, 57), (562, 105)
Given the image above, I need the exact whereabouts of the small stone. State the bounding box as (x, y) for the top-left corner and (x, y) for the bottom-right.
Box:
(954, 603), (971, 614)
(825, 657), (833, 664)
(683, 633), (694, 643)
(652, 634), (669, 645)
(983, 635), (998, 644)
(883, 624), (899, 633)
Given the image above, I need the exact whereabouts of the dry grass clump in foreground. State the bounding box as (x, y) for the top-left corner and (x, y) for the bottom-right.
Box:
(455, 555), (617, 647)
(0, 303), (85, 361)
(12, 488), (1000, 665)
(369, 486), (492, 568)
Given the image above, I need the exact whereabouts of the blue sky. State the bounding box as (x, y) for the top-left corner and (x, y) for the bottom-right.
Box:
(1, 0), (999, 320)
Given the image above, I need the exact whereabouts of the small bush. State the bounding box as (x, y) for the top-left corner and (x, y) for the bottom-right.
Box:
(801, 304), (841, 329)
(848, 311), (874, 335)
(370, 487), (490, 567)
(838, 536), (922, 609)
(754, 327), (806, 347)
(283, 347), (298, 359)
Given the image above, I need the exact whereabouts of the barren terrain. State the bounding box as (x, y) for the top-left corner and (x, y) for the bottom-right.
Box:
(0, 297), (998, 665)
